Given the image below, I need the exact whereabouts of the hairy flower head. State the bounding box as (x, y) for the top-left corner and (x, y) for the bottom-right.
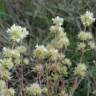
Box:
(3, 47), (12, 58)
(11, 49), (20, 58)
(60, 66), (68, 76)
(0, 69), (11, 80)
(74, 63), (87, 77)
(50, 25), (64, 34)
(88, 41), (96, 49)
(81, 11), (95, 26)
(52, 16), (64, 26)
(62, 58), (72, 66)
(16, 46), (27, 53)
(7, 24), (29, 42)
(0, 58), (13, 70)
(77, 42), (86, 50)
(78, 31), (93, 41)
(3, 47), (20, 58)
(50, 36), (70, 49)
(0, 80), (6, 91)
(33, 64), (43, 74)
(47, 48), (58, 61)
(33, 45), (48, 59)
(26, 83), (42, 96)
(7, 88), (15, 96)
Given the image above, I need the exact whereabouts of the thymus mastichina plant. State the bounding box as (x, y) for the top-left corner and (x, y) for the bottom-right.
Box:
(0, 10), (96, 96)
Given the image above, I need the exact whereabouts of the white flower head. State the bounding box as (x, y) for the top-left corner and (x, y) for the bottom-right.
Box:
(50, 25), (64, 34)
(16, 46), (27, 53)
(62, 58), (72, 66)
(74, 63), (87, 77)
(47, 48), (58, 61)
(3, 47), (20, 59)
(7, 24), (29, 42)
(11, 49), (20, 58)
(0, 80), (6, 91)
(3, 47), (12, 58)
(1, 58), (13, 70)
(7, 88), (15, 96)
(78, 31), (93, 41)
(26, 83), (42, 96)
(33, 64), (43, 73)
(52, 16), (64, 26)
(88, 41), (96, 49)
(42, 87), (48, 94)
(49, 37), (69, 49)
(33, 45), (48, 59)
(81, 11), (95, 26)
(0, 69), (11, 80)
(58, 37), (70, 48)
(77, 42), (86, 50)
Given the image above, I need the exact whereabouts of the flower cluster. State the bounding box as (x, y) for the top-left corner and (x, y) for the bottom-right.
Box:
(74, 63), (87, 77)
(7, 24), (29, 42)
(0, 24), (29, 96)
(0, 48), (15, 80)
(81, 11), (95, 26)
(52, 16), (64, 26)
(0, 80), (6, 91)
(33, 45), (48, 59)
(33, 44), (59, 61)
(75, 11), (95, 78)
(62, 58), (72, 66)
(34, 16), (70, 62)
(77, 11), (96, 51)
(3, 46), (27, 63)
(0, 67), (11, 80)
(78, 31), (93, 41)
(1, 45), (28, 79)
(32, 17), (71, 95)
(33, 64), (43, 74)
(77, 42), (86, 50)
(88, 41), (96, 49)
(16, 46), (27, 53)
(3, 47), (13, 58)
(26, 83), (42, 96)
(49, 16), (70, 49)
(33, 14), (95, 95)
(0, 80), (15, 96)
(47, 48), (58, 61)
(50, 25), (64, 34)
(0, 58), (13, 70)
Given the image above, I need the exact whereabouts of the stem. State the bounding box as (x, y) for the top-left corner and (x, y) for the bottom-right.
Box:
(80, 50), (84, 63)
(19, 61), (24, 96)
(5, 80), (8, 88)
(70, 77), (82, 96)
